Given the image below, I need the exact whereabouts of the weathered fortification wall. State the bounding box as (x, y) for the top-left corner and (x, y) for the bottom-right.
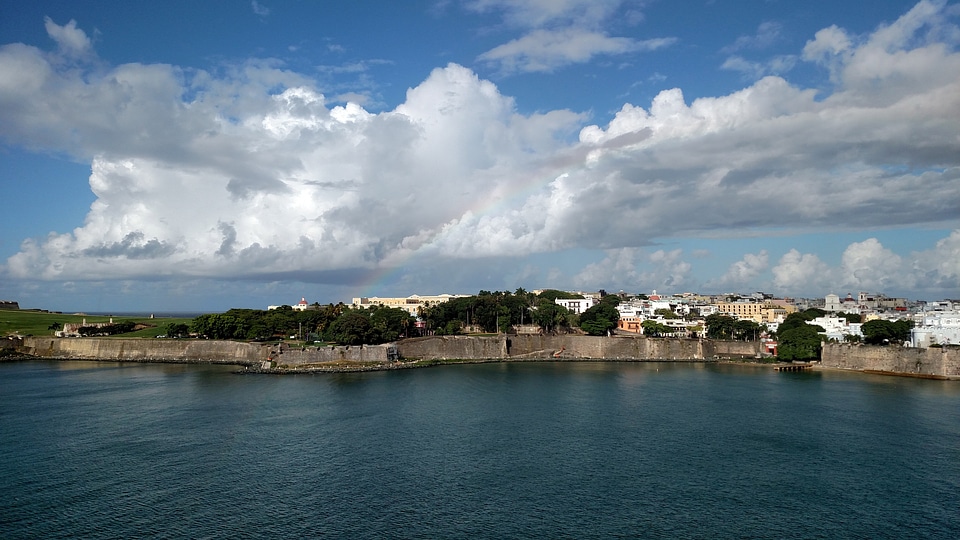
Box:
(16, 337), (398, 367)
(271, 344), (397, 366)
(822, 343), (960, 379)
(398, 335), (760, 361)
(16, 337), (959, 379)
(397, 336), (508, 360)
(19, 337), (268, 365)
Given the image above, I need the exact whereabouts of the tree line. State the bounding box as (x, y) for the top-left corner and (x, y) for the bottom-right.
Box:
(421, 289), (574, 335)
(78, 321), (137, 337)
(418, 289), (623, 337)
(188, 303), (415, 346)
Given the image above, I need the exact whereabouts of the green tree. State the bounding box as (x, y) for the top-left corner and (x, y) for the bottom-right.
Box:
(537, 289), (584, 302)
(165, 322), (189, 338)
(579, 303), (619, 336)
(191, 313), (245, 339)
(442, 320), (463, 335)
(641, 319), (671, 337)
(599, 295), (621, 307)
(861, 319), (913, 345)
(778, 312), (814, 334)
(369, 306), (415, 342)
(836, 311), (861, 324)
(531, 300), (572, 334)
(705, 314), (736, 339)
(324, 311), (374, 345)
(733, 319), (762, 341)
(777, 324), (824, 361)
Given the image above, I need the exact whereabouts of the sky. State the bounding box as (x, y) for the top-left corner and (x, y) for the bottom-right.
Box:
(0, 0), (958, 312)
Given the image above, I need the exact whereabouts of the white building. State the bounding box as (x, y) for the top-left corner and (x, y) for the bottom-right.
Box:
(910, 310), (960, 348)
(268, 297), (312, 311)
(696, 305), (719, 317)
(809, 316), (863, 342)
(616, 302), (645, 319)
(824, 293), (862, 313)
(923, 300), (957, 312)
(555, 297), (599, 315)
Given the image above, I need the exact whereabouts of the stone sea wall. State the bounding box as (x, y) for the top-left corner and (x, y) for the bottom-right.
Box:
(397, 335), (761, 361)
(821, 343), (960, 379)
(14, 336), (960, 379)
(19, 337), (268, 365)
(270, 343), (397, 366)
(15, 335), (760, 366)
(16, 337), (398, 367)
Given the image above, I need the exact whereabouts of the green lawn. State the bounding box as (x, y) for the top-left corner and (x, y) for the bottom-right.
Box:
(0, 310), (194, 338)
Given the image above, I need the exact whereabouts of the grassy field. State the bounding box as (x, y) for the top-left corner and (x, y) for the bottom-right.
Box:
(0, 310), (194, 338)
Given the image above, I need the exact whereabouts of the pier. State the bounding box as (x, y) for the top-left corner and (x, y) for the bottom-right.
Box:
(774, 363), (814, 372)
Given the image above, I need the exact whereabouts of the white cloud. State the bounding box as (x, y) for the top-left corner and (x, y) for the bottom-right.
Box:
(771, 250), (834, 293)
(479, 28), (675, 74)
(572, 247), (692, 292)
(914, 230), (960, 289)
(466, 0), (623, 29)
(1, 3), (959, 296)
(803, 0), (960, 98)
(839, 238), (904, 291)
(251, 1), (270, 17)
(43, 17), (92, 57)
(573, 247), (644, 288)
(712, 251), (770, 288)
(471, 0), (674, 74)
(762, 233), (960, 298)
(722, 21), (783, 54)
(642, 249), (693, 290)
(721, 54), (797, 79)
(802, 25), (853, 66)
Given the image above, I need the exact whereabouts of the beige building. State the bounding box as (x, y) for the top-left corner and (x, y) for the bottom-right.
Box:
(716, 301), (796, 324)
(352, 294), (469, 316)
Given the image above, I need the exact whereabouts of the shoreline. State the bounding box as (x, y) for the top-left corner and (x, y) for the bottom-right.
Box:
(7, 335), (958, 380)
(246, 356), (712, 374)
(6, 355), (958, 380)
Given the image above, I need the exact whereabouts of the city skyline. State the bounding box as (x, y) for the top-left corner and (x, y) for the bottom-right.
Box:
(1, 1), (958, 312)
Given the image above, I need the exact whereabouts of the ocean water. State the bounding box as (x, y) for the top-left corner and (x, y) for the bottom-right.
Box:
(1, 360), (958, 539)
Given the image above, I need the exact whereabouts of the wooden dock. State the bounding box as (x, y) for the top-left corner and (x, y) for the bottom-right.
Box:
(774, 363), (814, 372)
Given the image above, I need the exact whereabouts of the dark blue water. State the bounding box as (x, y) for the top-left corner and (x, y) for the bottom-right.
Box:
(1, 361), (958, 539)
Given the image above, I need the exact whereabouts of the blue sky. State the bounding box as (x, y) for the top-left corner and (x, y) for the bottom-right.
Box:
(1, 0), (958, 312)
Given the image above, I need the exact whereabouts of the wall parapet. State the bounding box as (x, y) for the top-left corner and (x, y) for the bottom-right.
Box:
(821, 343), (960, 379)
(18, 337), (268, 365)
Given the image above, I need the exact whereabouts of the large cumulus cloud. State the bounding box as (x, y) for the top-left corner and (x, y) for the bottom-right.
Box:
(1, 1), (959, 296)
(766, 231), (960, 297)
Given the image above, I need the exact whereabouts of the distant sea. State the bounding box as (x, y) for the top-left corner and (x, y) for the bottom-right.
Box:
(1, 361), (958, 539)
(78, 311), (209, 319)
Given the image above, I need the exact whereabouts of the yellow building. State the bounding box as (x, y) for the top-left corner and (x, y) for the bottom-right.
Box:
(351, 294), (469, 316)
(716, 302), (796, 324)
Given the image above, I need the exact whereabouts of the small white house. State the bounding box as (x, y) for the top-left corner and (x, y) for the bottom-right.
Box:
(555, 297), (599, 315)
